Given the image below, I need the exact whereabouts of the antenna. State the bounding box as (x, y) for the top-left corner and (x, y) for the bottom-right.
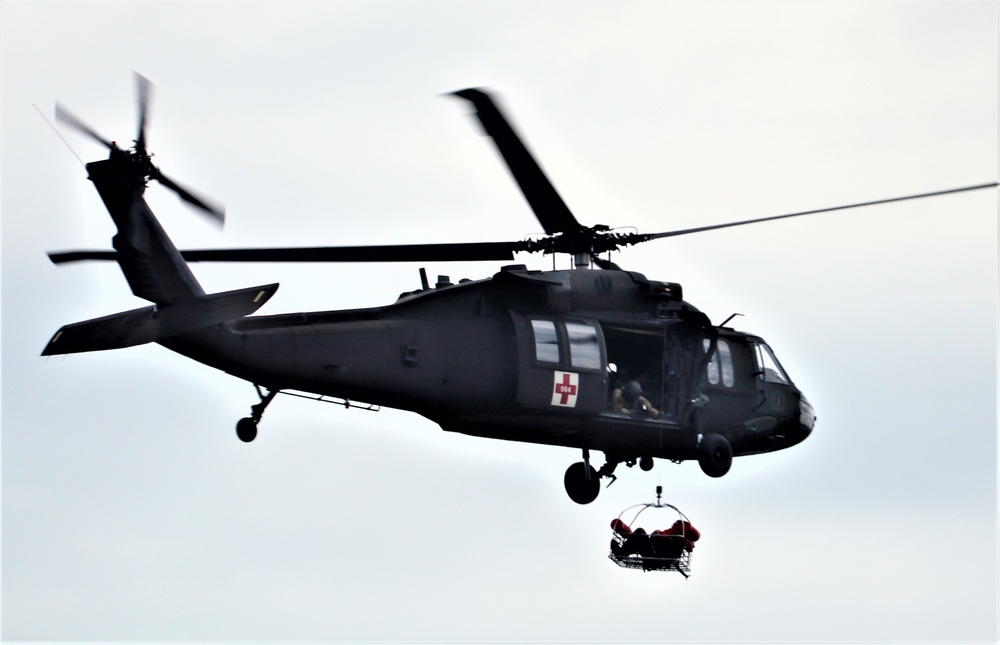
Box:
(719, 312), (743, 328)
(34, 103), (84, 166)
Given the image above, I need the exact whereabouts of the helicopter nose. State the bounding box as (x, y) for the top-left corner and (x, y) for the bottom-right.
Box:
(799, 394), (816, 438)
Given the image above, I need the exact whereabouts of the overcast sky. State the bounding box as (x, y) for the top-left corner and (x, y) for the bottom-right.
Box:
(2, 1), (997, 642)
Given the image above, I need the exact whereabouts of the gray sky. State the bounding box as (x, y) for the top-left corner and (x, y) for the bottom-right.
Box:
(2, 1), (997, 642)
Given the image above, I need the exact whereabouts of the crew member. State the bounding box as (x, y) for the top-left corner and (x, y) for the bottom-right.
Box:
(612, 380), (660, 418)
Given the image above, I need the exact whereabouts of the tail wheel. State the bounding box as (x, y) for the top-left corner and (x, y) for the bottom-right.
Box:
(564, 461), (601, 504)
(236, 417), (258, 443)
(698, 433), (732, 477)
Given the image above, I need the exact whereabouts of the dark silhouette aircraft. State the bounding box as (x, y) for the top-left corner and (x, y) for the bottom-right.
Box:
(45, 75), (996, 503)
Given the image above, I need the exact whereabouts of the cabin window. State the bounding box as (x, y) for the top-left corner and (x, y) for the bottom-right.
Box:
(756, 343), (790, 384)
(531, 320), (560, 363)
(565, 322), (601, 370)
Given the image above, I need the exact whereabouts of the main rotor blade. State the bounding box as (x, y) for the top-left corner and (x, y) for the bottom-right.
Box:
(134, 72), (152, 154)
(640, 183), (1000, 242)
(453, 88), (584, 236)
(49, 240), (529, 265)
(591, 254), (623, 271)
(55, 103), (115, 150)
(152, 169), (226, 225)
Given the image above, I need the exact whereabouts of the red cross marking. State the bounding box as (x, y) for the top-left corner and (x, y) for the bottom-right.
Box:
(555, 373), (578, 405)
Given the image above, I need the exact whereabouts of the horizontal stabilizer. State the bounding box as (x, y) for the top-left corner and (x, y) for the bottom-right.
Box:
(42, 283), (278, 356)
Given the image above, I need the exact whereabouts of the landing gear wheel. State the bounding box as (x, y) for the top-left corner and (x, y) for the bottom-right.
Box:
(236, 417), (258, 443)
(236, 385), (280, 443)
(698, 433), (732, 477)
(564, 461), (601, 504)
(639, 456), (654, 471)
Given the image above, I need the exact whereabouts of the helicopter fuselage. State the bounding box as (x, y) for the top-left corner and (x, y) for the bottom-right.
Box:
(163, 262), (814, 466)
(44, 81), (839, 504)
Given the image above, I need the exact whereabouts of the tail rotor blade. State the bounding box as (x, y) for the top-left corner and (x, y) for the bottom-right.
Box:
(55, 103), (115, 150)
(153, 169), (226, 225)
(134, 72), (153, 154)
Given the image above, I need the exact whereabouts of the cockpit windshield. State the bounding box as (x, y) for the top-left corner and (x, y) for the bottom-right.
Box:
(755, 343), (790, 385)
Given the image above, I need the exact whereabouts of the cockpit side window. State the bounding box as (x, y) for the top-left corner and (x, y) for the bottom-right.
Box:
(702, 338), (734, 388)
(565, 322), (601, 370)
(756, 343), (790, 384)
(719, 340), (734, 387)
(705, 340), (720, 385)
(531, 320), (560, 364)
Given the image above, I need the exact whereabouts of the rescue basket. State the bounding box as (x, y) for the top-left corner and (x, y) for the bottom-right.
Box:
(608, 486), (699, 577)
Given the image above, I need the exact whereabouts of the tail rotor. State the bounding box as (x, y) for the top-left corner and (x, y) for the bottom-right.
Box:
(55, 72), (225, 225)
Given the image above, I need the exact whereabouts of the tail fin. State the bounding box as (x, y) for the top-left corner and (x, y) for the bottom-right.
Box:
(42, 283), (278, 356)
(88, 153), (205, 304)
(56, 74), (225, 304)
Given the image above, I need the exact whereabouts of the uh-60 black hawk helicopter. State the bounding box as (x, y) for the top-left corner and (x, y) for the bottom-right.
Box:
(45, 75), (996, 504)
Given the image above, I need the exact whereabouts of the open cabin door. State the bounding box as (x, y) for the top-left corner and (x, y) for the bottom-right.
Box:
(511, 313), (608, 413)
(601, 321), (704, 422)
(602, 324), (669, 417)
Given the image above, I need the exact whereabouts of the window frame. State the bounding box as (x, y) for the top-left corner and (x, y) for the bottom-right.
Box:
(564, 321), (602, 371)
(530, 319), (561, 365)
(528, 318), (604, 373)
(703, 338), (735, 389)
(755, 342), (791, 385)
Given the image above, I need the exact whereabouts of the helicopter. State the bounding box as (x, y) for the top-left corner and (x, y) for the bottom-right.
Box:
(44, 74), (997, 504)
